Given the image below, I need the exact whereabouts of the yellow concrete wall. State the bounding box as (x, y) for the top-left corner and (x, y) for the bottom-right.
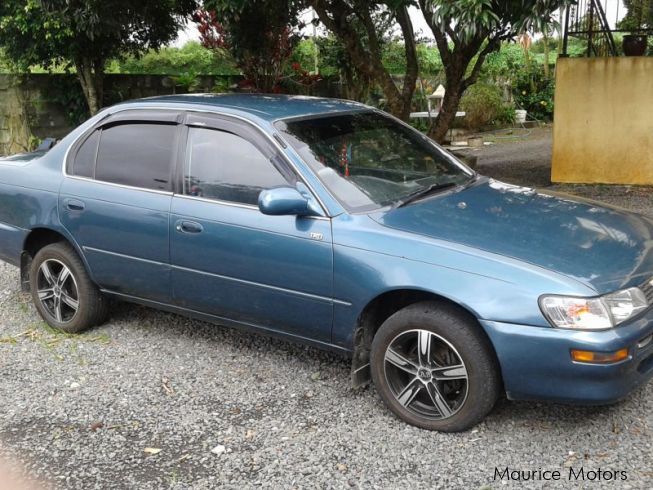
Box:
(552, 57), (653, 184)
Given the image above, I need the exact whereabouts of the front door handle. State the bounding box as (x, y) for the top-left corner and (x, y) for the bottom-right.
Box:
(175, 220), (203, 234)
(64, 198), (85, 211)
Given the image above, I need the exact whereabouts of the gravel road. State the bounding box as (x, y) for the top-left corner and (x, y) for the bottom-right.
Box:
(1, 265), (652, 488)
(1, 131), (652, 488)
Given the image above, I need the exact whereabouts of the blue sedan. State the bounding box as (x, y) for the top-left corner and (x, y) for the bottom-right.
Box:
(0, 94), (651, 431)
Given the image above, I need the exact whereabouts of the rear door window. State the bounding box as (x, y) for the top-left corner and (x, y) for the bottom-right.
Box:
(94, 123), (177, 191)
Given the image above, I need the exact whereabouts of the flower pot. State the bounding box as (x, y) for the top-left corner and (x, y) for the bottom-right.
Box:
(623, 35), (648, 56)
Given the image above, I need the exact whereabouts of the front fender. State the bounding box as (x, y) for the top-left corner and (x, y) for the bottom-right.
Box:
(330, 214), (597, 349)
(332, 244), (551, 349)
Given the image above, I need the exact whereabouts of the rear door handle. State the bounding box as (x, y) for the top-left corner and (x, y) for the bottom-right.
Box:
(64, 198), (85, 211)
(175, 220), (203, 234)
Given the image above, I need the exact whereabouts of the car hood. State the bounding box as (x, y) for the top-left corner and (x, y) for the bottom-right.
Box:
(369, 178), (653, 293)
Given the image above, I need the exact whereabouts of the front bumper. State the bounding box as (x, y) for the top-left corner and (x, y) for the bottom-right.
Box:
(480, 309), (653, 404)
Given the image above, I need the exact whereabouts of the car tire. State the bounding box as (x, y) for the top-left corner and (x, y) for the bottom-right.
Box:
(30, 242), (109, 333)
(370, 301), (501, 432)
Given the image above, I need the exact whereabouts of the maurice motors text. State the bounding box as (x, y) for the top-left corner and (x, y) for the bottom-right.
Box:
(494, 467), (627, 482)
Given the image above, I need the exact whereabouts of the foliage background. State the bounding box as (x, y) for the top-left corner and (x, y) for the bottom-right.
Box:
(0, 35), (599, 127)
(109, 42), (239, 76)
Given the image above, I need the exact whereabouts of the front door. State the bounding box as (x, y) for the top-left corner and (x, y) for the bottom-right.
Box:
(170, 115), (334, 342)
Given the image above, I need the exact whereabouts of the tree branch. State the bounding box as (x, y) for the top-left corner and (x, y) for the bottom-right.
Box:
(311, 0), (414, 118)
(462, 35), (501, 90)
(395, 3), (418, 109)
(444, 24), (459, 48)
(418, 0), (451, 66)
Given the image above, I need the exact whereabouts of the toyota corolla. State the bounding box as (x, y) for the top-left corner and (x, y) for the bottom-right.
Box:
(0, 94), (651, 431)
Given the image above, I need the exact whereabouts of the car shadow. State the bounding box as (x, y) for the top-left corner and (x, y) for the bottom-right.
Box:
(105, 299), (352, 371)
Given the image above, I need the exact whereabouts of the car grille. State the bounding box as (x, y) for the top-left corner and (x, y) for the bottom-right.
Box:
(641, 277), (653, 305)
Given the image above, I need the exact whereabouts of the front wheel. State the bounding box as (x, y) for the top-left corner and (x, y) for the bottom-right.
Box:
(371, 302), (501, 431)
(30, 242), (108, 333)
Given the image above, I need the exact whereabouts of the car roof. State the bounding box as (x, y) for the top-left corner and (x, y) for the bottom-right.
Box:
(129, 93), (370, 122)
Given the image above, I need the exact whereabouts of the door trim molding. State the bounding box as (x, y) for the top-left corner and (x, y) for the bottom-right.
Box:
(83, 246), (166, 267)
(83, 245), (352, 306)
(172, 263), (352, 306)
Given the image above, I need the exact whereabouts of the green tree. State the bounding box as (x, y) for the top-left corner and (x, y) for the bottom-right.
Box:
(308, 1), (418, 120)
(310, 12), (399, 104)
(0, 0), (197, 114)
(418, 0), (569, 141)
(619, 0), (653, 30)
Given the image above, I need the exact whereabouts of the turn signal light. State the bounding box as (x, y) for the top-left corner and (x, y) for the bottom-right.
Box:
(571, 348), (629, 364)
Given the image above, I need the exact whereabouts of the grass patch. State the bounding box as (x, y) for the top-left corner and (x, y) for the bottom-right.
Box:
(1, 320), (112, 364)
(36, 320), (111, 344)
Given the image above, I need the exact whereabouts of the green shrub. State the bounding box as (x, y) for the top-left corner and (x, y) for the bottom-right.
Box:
(45, 77), (90, 126)
(460, 82), (511, 130)
(495, 102), (516, 126)
(382, 41), (409, 75)
(381, 42), (443, 76)
(0, 48), (11, 73)
(288, 39), (319, 74)
(115, 41), (239, 76)
(417, 44), (443, 75)
(480, 43), (525, 81)
(512, 64), (554, 121)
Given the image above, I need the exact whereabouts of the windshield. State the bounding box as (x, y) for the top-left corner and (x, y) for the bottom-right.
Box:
(275, 111), (474, 212)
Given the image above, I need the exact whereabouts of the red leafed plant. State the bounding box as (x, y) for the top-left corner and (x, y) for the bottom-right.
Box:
(192, 9), (228, 51)
(290, 62), (323, 86)
(193, 4), (310, 94)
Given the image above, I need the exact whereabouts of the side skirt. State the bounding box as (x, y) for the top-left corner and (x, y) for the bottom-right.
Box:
(101, 289), (353, 358)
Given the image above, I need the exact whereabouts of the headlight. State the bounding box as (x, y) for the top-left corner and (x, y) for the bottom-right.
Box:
(539, 287), (648, 330)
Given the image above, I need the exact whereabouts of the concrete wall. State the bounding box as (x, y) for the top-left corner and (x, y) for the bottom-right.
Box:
(552, 57), (653, 184)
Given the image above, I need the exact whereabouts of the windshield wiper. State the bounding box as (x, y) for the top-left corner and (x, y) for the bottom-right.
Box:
(396, 182), (458, 208)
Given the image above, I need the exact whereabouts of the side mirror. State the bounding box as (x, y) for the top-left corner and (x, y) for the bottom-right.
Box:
(258, 186), (319, 217)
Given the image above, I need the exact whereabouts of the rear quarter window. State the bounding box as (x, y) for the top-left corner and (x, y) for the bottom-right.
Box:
(72, 130), (100, 178)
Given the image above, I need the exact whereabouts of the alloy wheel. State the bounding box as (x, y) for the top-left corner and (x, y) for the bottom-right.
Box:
(383, 329), (469, 420)
(36, 259), (80, 324)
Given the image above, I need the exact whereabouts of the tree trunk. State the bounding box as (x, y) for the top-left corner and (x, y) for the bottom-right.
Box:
(542, 32), (550, 79)
(311, 0), (417, 121)
(419, 0), (502, 142)
(394, 4), (419, 121)
(75, 57), (105, 116)
(429, 80), (463, 143)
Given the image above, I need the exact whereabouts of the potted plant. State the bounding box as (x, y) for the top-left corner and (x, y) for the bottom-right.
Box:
(623, 34), (648, 56)
(621, 0), (651, 56)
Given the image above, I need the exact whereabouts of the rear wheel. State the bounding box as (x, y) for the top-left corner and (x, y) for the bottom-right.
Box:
(371, 301), (501, 431)
(30, 242), (108, 333)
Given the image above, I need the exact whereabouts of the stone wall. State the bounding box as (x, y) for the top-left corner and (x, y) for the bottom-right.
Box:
(0, 74), (243, 155)
(0, 73), (349, 156)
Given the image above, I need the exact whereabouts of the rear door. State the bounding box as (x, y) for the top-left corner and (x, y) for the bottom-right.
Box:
(169, 113), (334, 342)
(60, 110), (181, 302)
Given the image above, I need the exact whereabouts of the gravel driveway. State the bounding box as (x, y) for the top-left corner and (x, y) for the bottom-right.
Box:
(1, 135), (652, 488)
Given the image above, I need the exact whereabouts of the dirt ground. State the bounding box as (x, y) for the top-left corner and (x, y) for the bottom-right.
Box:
(473, 126), (554, 187)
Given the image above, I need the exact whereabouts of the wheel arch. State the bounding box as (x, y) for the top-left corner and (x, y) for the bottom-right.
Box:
(20, 227), (89, 292)
(350, 288), (502, 389)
